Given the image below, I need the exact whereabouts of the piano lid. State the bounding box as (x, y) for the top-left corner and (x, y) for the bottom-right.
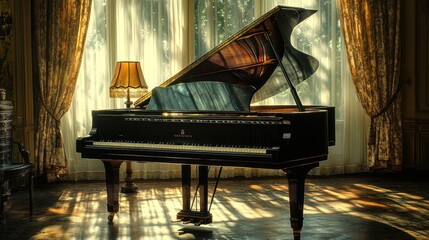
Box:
(134, 6), (318, 108)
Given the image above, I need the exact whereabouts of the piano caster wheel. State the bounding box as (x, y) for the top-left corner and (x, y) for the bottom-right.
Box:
(108, 212), (115, 222)
(293, 231), (301, 240)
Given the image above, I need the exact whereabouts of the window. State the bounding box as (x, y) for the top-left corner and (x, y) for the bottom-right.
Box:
(63, 0), (367, 180)
(195, 0), (343, 118)
(194, 0), (257, 58)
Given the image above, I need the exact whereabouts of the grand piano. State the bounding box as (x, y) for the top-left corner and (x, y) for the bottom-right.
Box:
(76, 6), (335, 240)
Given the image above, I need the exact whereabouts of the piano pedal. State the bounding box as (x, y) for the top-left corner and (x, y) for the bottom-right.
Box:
(172, 218), (204, 226)
(177, 210), (213, 225)
(183, 220), (194, 224)
(171, 219), (193, 224)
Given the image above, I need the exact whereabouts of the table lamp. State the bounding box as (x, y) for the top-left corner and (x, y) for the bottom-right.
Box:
(110, 61), (148, 108)
(110, 61), (148, 193)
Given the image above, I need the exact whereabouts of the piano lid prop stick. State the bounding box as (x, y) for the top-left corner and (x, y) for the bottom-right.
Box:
(189, 166), (222, 212)
(209, 167), (223, 212)
(190, 166), (202, 211)
(263, 24), (305, 112)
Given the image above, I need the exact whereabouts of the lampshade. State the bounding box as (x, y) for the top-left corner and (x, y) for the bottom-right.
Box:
(110, 61), (148, 99)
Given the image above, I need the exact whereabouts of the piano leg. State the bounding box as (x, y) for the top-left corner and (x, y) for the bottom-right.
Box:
(102, 160), (124, 221)
(283, 163), (318, 240)
(181, 165), (191, 212)
(177, 165), (213, 224)
(198, 165), (209, 214)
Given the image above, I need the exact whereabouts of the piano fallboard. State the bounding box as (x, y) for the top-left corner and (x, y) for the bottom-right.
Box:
(76, 106), (332, 169)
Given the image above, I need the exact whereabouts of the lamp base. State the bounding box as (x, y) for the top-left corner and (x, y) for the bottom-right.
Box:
(120, 161), (138, 193)
(121, 183), (139, 193)
(124, 100), (133, 108)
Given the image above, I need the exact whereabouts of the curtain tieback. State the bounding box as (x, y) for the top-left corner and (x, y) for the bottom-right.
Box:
(40, 99), (63, 147)
(368, 84), (401, 145)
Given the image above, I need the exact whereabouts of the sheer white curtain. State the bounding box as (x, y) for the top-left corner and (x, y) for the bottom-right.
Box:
(255, 0), (369, 175)
(196, 0), (369, 176)
(62, 0), (191, 181)
(62, 0), (368, 181)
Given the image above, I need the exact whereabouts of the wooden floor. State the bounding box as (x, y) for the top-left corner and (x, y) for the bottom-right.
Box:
(1, 174), (428, 240)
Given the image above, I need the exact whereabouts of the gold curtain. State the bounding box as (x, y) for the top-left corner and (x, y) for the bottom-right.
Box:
(337, 0), (402, 171)
(33, 0), (92, 181)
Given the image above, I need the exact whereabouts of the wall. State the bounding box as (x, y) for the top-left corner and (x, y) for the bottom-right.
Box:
(402, 0), (429, 171)
(0, 0), (13, 96)
(0, 0), (35, 163)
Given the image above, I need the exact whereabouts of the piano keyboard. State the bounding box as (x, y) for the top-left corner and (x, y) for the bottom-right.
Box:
(93, 141), (269, 154)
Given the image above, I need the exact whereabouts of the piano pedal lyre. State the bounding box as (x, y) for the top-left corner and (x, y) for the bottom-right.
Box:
(177, 210), (213, 225)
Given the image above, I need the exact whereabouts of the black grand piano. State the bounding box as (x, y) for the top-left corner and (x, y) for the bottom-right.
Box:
(76, 6), (335, 240)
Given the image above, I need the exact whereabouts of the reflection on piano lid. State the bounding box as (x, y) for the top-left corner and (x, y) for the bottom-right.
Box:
(146, 81), (255, 111)
(134, 6), (319, 108)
